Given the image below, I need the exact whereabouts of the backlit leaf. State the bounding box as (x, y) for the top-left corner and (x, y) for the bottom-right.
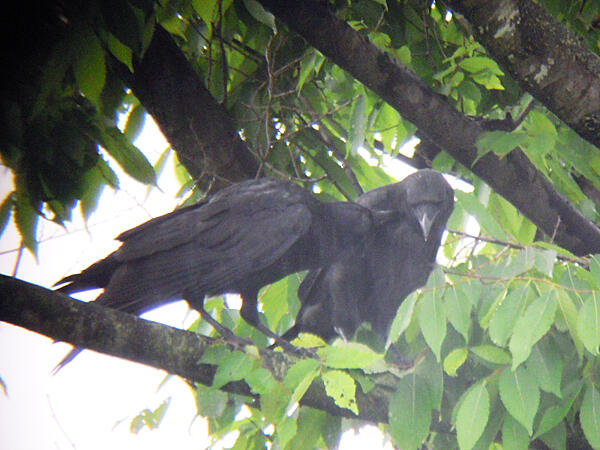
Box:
(322, 370), (358, 415)
(577, 293), (600, 355)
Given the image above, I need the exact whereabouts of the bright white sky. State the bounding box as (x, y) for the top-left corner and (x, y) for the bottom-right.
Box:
(0, 116), (401, 449)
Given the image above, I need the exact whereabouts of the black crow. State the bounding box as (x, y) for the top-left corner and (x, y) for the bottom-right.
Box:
(54, 178), (396, 365)
(284, 169), (454, 342)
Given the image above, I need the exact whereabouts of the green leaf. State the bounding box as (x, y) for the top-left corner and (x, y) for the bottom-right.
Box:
(534, 248), (557, 277)
(318, 342), (384, 370)
(211, 351), (256, 389)
(348, 93), (367, 154)
(193, 0), (217, 23)
(499, 366), (540, 435)
(14, 190), (38, 256)
(195, 383), (227, 417)
(577, 293), (600, 355)
(527, 339), (563, 398)
(386, 291), (418, 348)
(244, 367), (278, 395)
(277, 417), (298, 450)
(509, 291), (557, 369)
(459, 56), (503, 75)
(123, 105), (146, 144)
(418, 284), (446, 361)
(444, 286), (472, 343)
(0, 193), (14, 237)
(555, 290), (584, 358)
(456, 382), (490, 450)
(99, 126), (156, 185)
(443, 347), (468, 376)
(476, 131), (525, 158)
(470, 345), (511, 365)
(283, 359), (320, 406)
(534, 380), (580, 439)
(130, 398), (170, 433)
(455, 190), (507, 239)
(73, 25), (106, 108)
(243, 0), (276, 31)
(389, 372), (432, 450)
(489, 288), (527, 347)
(502, 414), (529, 450)
(260, 273), (302, 333)
(321, 370), (358, 415)
(107, 33), (133, 72)
(580, 384), (600, 449)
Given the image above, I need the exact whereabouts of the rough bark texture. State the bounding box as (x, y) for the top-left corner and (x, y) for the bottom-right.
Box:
(446, 0), (600, 150)
(257, 0), (600, 256)
(119, 27), (259, 187)
(0, 275), (392, 423)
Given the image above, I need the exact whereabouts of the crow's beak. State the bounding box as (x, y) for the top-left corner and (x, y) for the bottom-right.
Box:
(413, 203), (439, 240)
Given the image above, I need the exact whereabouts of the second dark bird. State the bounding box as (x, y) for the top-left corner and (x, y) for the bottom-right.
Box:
(284, 169), (454, 343)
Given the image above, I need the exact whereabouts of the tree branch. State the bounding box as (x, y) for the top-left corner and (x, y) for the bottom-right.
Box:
(257, 0), (600, 256)
(115, 27), (259, 188)
(0, 275), (391, 423)
(445, 0), (600, 150)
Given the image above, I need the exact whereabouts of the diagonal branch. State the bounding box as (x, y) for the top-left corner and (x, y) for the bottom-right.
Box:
(0, 275), (391, 423)
(257, 0), (600, 256)
(445, 0), (600, 151)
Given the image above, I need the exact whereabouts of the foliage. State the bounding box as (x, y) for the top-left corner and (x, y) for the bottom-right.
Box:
(4, 0), (600, 448)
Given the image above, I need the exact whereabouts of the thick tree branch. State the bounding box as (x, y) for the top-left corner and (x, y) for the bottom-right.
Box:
(0, 275), (391, 423)
(446, 0), (600, 150)
(116, 27), (259, 187)
(257, 0), (600, 256)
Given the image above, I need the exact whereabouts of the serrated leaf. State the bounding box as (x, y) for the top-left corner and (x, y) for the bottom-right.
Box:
(14, 190), (38, 256)
(107, 33), (133, 72)
(502, 414), (529, 450)
(211, 351), (256, 389)
(444, 286), (472, 343)
(577, 293), (600, 355)
(389, 372), (432, 450)
(386, 291), (418, 348)
(456, 382), (490, 450)
(418, 286), (446, 361)
(581, 384), (600, 449)
(443, 347), (468, 376)
(489, 288), (527, 347)
(527, 340), (562, 398)
(321, 370), (358, 415)
(509, 291), (557, 369)
(470, 345), (511, 365)
(499, 366), (540, 435)
(318, 342), (384, 370)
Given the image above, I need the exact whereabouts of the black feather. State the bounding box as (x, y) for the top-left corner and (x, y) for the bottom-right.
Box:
(54, 178), (393, 368)
(286, 169), (454, 342)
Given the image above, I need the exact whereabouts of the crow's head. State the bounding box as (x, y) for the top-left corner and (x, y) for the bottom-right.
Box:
(402, 170), (454, 240)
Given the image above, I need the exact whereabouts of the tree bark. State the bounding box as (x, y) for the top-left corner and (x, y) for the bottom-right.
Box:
(116, 27), (259, 188)
(257, 0), (600, 256)
(446, 0), (600, 150)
